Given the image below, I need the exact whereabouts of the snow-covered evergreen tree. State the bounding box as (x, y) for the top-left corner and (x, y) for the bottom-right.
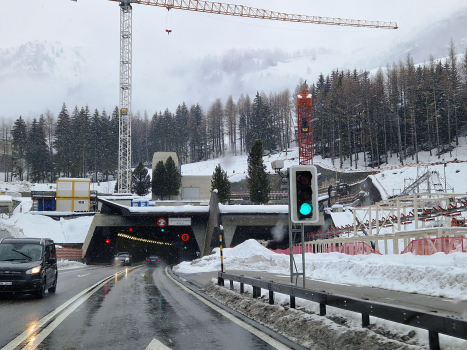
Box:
(246, 139), (270, 204)
(211, 164), (231, 203)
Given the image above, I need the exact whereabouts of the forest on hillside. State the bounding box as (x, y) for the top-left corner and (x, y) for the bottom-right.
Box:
(6, 40), (467, 182)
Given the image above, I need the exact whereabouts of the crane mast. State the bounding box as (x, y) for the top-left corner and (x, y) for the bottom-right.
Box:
(117, 0), (135, 193)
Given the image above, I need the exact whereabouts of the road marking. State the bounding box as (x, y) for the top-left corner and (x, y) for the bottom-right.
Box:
(1, 267), (137, 350)
(145, 338), (171, 350)
(77, 273), (90, 277)
(165, 268), (290, 350)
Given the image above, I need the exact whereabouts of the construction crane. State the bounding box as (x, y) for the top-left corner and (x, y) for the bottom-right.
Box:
(73, 0), (398, 193)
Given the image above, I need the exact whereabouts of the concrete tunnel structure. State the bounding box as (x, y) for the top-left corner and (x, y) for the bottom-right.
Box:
(81, 193), (323, 264)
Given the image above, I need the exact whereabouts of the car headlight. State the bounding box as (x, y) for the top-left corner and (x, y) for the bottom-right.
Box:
(125, 257), (130, 260)
(26, 266), (41, 274)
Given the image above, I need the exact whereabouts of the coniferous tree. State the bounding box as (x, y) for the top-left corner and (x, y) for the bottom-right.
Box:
(237, 94), (251, 154)
(26, 118), (49, 182)
(54, 103), (73, 177)
(174, 103), (190, 163)
(206, 99), (224, 158)
(188, 104), (206, 162)
(165, 156), (181, 199)
(246, 139), (270, 204)
(11, 116), (27, 181)
(247, 92), (275, 152)
(224, 96), (237, 155)
(152, 161), (167, 199)
(211, 164), (231, 203)
(132, 162), (151, 196)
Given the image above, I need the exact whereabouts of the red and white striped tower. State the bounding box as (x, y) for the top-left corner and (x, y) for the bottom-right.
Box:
(297, 89), (313, 165)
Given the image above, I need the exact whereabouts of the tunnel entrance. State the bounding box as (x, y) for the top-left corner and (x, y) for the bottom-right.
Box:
(85, 225), (199, 264)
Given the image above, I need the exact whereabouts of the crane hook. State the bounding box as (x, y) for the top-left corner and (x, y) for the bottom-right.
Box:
(166, 5), (173, 35)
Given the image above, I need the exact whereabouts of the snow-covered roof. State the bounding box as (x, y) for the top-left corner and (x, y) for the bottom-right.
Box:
(219, 204), (288, 214)
(126, 205), (209, 214)
(329, 210), (354, 228)
(99, 197), (209, 215)
(0, 195), (12, 203)
(57, 178), (91, 182)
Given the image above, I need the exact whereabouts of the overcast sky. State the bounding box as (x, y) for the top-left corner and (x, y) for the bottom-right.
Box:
(2, 0), (467, 120)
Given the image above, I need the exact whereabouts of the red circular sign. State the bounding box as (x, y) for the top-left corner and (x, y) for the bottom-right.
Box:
(157, 218), (167, 227)
(181, 233), (189, 242)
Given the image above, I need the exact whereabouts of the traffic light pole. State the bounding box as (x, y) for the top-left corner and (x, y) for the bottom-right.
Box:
(288, 173), (306, 288)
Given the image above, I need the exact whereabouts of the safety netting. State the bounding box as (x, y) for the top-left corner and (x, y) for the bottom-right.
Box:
(272, 242), (381, 255)
(323, 242), (381, 255)
(401, 236), (467, 255)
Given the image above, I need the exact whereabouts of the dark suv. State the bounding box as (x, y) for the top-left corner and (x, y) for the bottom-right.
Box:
(0, 238), (58, 298)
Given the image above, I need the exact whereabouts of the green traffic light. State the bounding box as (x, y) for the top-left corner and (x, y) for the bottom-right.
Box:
(299, 203), (312, 216)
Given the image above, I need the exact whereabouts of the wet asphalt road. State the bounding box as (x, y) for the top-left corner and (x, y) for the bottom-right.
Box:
(0, 230), (11, 239)
(0, 264), (284, 350)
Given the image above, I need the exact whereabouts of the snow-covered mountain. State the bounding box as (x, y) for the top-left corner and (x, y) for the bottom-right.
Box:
(368, 7), (467, 68)
(3, 6), (467, 119)
(0, 41), (88, 80)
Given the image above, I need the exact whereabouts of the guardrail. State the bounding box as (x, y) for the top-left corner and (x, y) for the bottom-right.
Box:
(217, 272), (467, 350)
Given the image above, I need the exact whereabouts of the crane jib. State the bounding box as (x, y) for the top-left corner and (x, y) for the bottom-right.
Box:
(106, 0), (397, 30)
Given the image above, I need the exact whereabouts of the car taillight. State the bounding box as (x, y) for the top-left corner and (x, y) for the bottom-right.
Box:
(157, 259), (161, 261)
(146, 259), (150, 261)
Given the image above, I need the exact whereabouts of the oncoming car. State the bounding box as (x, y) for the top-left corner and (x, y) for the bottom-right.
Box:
(0, 237), (58, 299)
(114, 252), (132, 266)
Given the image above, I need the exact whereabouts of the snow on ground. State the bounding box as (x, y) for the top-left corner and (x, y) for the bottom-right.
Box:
(57, 259), (86, 270)
(177, 239), (467, 349)
(175, 239), (467, 301)
(0, 198), (92, 243)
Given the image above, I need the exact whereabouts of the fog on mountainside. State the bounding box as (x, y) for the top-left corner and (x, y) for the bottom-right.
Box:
(367, 7), (467, 68)
(2, 5), (467, 119)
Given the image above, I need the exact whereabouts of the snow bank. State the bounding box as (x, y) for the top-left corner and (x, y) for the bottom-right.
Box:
(0, 198), (93, 243)
(175, 239), (467, 300)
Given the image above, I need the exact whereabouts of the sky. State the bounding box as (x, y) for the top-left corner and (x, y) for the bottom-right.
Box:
(2, 0), (467, 120)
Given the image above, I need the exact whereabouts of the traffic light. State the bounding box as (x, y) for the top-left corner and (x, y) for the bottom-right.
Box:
(181, 233), (189, 249)
(300, 118), (309, 133)
(105, 238), (111, 244)
(289, 165), (318, 224)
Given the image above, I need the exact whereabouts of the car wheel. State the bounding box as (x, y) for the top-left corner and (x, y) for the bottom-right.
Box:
(48, 273), (57, 293)
(35, 279), (46, 299)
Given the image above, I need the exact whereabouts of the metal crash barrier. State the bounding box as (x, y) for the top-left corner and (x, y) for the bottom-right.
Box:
(218, 272), (467, 350)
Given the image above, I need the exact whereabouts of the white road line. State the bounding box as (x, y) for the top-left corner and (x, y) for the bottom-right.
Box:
(165, 268), (290, 350)
(77, 273), (91, 277)
(1, 267), (132, 350)
(145, 338), (172, 350)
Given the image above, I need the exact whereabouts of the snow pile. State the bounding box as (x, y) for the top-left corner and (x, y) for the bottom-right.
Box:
(57, 259), (86, 270)
(175, 239), (467, 300)
(0, 198), (93, 243)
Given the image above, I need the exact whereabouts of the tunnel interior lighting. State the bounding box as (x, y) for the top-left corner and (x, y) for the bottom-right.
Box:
(117, 233), (173, 246)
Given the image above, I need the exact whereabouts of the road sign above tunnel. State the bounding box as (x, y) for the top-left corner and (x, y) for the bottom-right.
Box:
(169, 218), (191, 226)
(157, 218), (167, 227)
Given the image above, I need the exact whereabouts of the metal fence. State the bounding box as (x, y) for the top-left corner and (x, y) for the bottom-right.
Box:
(218, 272), (467, 350)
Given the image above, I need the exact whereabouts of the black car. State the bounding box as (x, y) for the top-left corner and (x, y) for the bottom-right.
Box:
(145, 255), (162, 266)
(0, 237), (58, 298)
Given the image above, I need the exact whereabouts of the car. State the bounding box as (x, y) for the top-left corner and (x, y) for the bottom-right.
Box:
(145, 255), (163, 266)
(114, 252), (132, 266)
(0, 237), (58, 299)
